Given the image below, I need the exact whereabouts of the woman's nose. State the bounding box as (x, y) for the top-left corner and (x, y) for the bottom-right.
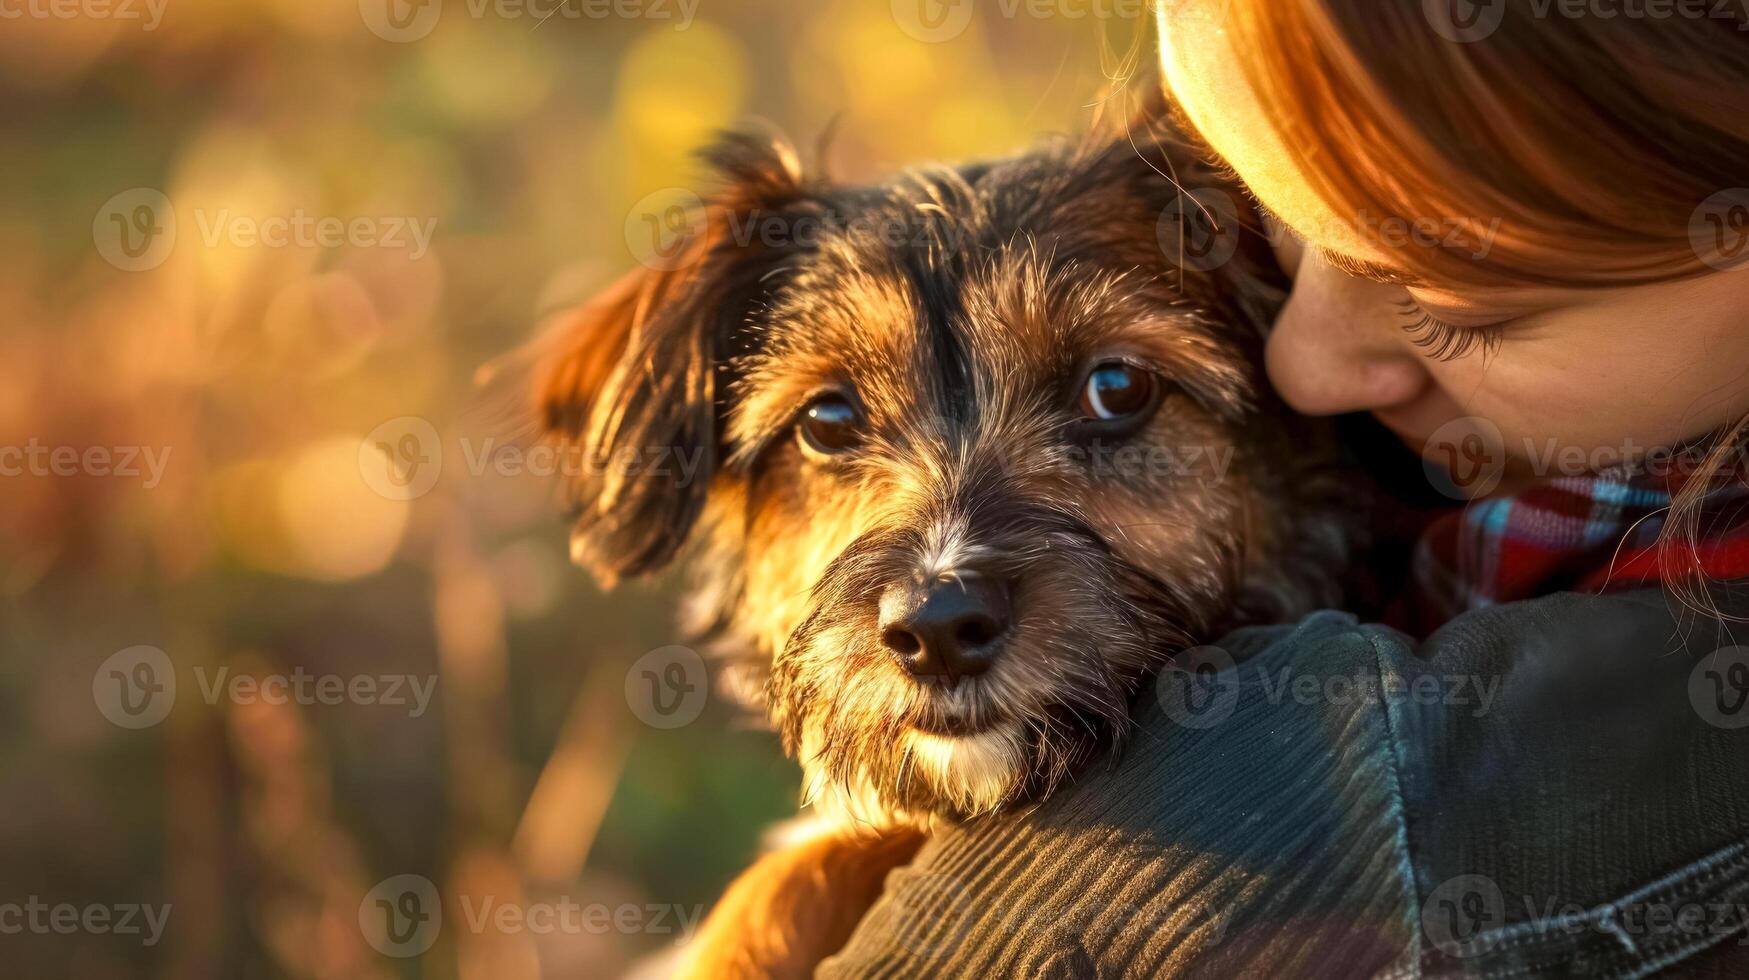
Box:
(1264, 255), (1430, 417)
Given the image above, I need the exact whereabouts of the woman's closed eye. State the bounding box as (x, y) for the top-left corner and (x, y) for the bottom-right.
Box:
(1394, 298), (1508, 362)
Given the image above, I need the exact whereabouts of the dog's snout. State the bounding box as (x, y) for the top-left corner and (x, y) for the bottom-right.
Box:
(878, 574), (1011, 682)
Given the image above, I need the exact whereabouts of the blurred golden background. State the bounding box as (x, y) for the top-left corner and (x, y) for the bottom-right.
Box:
(0, 1), (1146, 975)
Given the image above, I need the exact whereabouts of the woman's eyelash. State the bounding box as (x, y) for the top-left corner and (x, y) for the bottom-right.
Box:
(1394, 300), (1505, 362)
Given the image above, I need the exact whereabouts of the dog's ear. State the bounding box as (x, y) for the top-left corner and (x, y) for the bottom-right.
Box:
(537, 130), (812, 587)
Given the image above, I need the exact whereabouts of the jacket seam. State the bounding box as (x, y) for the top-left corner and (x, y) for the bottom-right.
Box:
(1420, 840), (1749, 979)
(1366, 628), (1424, 980)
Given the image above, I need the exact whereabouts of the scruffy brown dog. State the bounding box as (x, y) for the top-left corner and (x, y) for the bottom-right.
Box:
(537, 96), (1355, 976)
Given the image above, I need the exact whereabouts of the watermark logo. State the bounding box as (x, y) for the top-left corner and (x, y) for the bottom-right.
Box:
(1690, 646), (1749, 729)
(1691, 189), (1749, 273)
(1423, 874), (1505, 956)
(891, 0), (976, 42)
(360, 416), (444, 501)
(94, 188), (177, 273)
(1422, 427), (1749, 500)
(1421, 873), (1749, 958)
(360, 0), (443, 41)
(97, 190), (436, 268)
(1157, 188), (1241, 274)
(1424, 0), (1506, 42)
(358, 876), (705, 955)
(356, 426), (717, 500)
(93, 645), (176, 730)
(1159, 658), (1501, 728)
(624, 187), (707, 272)
(361, 874), (442, 958)
(1155, 644), (1239, 730)
(96, 651), (438, 729)
(1423, 415), (1506, 500)
(625, 645), (708, 728)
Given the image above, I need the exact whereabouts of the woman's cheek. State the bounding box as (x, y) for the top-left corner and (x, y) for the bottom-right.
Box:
(1422, 354), (1660, 480)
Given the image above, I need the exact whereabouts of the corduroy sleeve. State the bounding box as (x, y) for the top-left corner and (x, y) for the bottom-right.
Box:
(821, 589), (1749, 979)
(821, 611), (1423, 978)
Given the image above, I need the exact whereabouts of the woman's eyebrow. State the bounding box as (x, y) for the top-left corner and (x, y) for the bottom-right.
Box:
(1250, 199), (1426, 288)
(1316, 247), (1426, 288)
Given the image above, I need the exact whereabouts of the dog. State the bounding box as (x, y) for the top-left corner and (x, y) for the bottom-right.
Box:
(536, 94), (1357, 977)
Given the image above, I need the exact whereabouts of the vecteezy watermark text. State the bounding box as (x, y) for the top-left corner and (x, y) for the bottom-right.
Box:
(1421, 872), (1749, 958)
(1158, 188), (1505, 274)
(0, 440), (171, 489)
(94, 188), (438, 273)
(0, 898), (171, 947)
(1158, 646), (1503, 730)
(93, 645), (439, 730)
(192, 666), (437, 718)
(891, 0), (1153, 43)
(357, 416), (714, 501)
(0, 0), (168, 30)
(359, 0), (699, 43)
(357, 416), (1243, 503)
(456, 896), (703, 940)
(1427, 0), (1749, 43)
(1423, 417), (1749, 500)
(359, 874), (703, 958)
(193, 209), (436, 260)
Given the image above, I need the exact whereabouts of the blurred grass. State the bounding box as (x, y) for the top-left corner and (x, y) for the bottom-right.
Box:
(0, 1), (1144, 976)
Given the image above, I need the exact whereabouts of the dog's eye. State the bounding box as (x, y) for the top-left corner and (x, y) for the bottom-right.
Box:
(798, 395), (863, 456)
(1077, 362), (1159, 425)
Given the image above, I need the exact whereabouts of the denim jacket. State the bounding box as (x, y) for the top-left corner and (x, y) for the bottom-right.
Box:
(821, 587), (1749, 978)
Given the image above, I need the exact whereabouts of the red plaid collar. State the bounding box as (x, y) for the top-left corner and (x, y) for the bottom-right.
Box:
(1397, 455), (1749, 634)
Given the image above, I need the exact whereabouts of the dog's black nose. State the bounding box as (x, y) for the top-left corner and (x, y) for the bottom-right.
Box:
(879, 575), (1011, 682)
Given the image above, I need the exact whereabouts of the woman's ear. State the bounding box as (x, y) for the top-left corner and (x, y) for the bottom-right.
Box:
(536, 129), (811, 588)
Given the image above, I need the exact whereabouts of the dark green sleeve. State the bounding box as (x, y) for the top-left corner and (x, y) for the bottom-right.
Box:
(821, 590), (1749, 979)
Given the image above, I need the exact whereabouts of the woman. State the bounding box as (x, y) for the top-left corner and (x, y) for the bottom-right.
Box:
(822, 3), (1749, 977)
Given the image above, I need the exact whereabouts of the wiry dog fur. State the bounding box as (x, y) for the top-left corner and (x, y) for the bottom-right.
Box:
(538, 96), (1356, 974)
